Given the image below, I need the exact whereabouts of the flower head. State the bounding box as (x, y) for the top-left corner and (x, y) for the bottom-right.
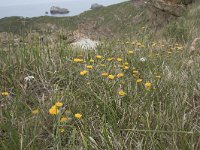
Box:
(145, 81), (152, 90)
(24, 76), (34, 82)
(117, 73), (124, 78)
(155, 75), (161, 79)
(49, 106), (59, 115)
(89, 59), (94, 63)
(101, 72), (108, 77)
(75, 113), (82, 119)
(140, 57), (146, 62)
(117, 58), (123, 62)
(86, 65), (93, 69)
(108, 75), (115, 80)
(118, 90), (126, 96)
(74, 58), (84, 63)
(60, 117), (68, 123)
(55, 102), (63, 107)
(80, 70), (88, 76)
(1, 92), (9, 96)
(32, 109), (39, 115)
(136, 79), (143, 83)
(96, 55), (102, 59)
(128, 51), (134, 54)
(59, 128), (65, 133)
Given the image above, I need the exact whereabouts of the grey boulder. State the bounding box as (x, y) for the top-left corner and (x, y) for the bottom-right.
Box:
(91, 3), (104, 9)
(50, 6), (69, 14)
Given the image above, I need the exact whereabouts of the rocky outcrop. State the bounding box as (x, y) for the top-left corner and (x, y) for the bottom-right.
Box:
(91, 3), (104, 9)
(50, 6), (69, 14)
(147, 0), (186, 17)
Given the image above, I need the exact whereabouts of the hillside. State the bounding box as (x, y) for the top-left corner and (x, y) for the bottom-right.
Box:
(0, 0), (200, 149)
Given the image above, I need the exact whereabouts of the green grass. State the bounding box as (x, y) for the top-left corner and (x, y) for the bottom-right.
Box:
(0, 33), (200, 149)
(0, 0), (200, 149)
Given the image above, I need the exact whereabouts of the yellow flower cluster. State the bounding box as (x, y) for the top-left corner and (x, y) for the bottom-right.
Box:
(49, 102), (63, 115)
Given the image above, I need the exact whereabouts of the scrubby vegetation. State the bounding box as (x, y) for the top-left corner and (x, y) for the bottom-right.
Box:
(0, 0), (200, 149)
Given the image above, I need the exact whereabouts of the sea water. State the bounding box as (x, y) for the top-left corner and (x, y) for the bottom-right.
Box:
(0, 0), (126, 19)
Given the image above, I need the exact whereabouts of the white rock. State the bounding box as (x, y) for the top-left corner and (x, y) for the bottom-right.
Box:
(71, 38), (99, 50)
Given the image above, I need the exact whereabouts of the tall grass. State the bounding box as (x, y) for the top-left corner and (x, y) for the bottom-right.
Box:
(0, 30), (199, 149)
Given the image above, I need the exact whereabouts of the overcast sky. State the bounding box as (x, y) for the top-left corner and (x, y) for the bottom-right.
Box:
(0, 0), (127, 6)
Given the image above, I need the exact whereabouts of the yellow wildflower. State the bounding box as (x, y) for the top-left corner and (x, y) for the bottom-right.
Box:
(100, 64), (106, 67)
(1, 92), (9, 96)
(32, 109), (39, 115)
(80, 70), (88, 76)
(124, 62), (129, 65)
(49, 106), (59, 115)
(145, 81), (152, 90)
(107, 58), (115, 61)
(156, 75), (161, 79)
(96, 55), (102, 59)
(117, 73), (124, 78)
(75, 113), (82, 119)
(101, 72), (108, 77)
(89, 59), (94, 63)
(123, 66), (129, 70)
(60, 128), (65, 133)
(128, 51), (134, 54)
(118, 90), (126, 96)
(133, 70), (139, 74)
(152, 43), (157, 47)
(55, 102), (63, 107)
(108, 75), (115, 80)
(73, 58), (83, 63)
(86, 65), (93, 69)
(60, 117), (68, 123)
(117, 58), (123, 62)
(136, 79), (143, 83)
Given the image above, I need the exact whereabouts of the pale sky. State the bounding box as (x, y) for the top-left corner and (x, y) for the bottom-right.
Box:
(0, 0), (126, 6)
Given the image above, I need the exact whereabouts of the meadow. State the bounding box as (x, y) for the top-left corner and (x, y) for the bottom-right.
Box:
(1, 32), (199, 149)
(0, 0), (200, 149)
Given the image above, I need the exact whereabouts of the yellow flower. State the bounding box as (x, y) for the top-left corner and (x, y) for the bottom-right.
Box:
(49, 106), (59, 115)
(86, 65), (93, 69)
(117, 58), (123, 62)
(145, 81), (152, 90)
(124, 62), (129, 66)
(128, 51), (134, 54)
(133, 70), (139, 74)
(100, 64), (106, 67)
(155, 75), (161, 79)
(123, 66), (129, 70)
(80, 70), (88, 76)
(89, 59), (94, 63)
(136, 79), (143, 83)
(55, 102), (63, 107)
(108, 75), (115, 80)
(107, 58), (115, 61)
(60, 117), (68, 123)
(101, 72), (108, 77)
(1, 92), (9, 96)
(117, 73), (124, 78)
(59, 128), (65, 133)
(32, 109), (39, 115)
(75, 113), (82, 119)
(152, 43), (157, 47)
(73, 58), (83, 63)
(118, 90), (126, 96)
(96, 55), (102, 59)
